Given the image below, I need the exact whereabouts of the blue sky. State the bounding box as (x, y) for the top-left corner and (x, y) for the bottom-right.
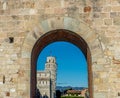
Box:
(37, 41), (88, 87)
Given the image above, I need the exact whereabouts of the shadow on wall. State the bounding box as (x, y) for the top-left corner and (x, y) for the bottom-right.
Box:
(36, 88), (48, 98)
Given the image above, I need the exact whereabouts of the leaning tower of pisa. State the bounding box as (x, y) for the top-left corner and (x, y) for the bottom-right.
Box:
(45, 56), (57, 98)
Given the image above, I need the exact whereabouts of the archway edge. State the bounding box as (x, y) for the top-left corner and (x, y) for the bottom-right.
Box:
(21, 17), (100, 59)
(33, 29), (88, 59)
(31, 29), (93, 98)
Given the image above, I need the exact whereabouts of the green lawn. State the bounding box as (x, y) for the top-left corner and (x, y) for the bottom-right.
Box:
(61, 96), (84, 98)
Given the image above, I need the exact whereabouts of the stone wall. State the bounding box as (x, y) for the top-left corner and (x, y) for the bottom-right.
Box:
(0, 0), (120, 98)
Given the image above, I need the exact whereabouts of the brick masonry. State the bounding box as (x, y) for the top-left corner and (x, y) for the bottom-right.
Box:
(0, 0), (120, 98)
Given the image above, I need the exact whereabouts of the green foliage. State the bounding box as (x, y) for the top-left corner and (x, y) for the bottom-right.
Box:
(61, 96), (84, 98)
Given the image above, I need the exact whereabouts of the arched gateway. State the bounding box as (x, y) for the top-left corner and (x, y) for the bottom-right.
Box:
(31, 29), (93, 98)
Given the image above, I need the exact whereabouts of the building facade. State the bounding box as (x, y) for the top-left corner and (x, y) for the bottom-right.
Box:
(37, 56), (57, 98)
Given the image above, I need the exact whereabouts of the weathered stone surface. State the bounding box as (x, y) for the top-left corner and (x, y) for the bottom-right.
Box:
(0, 0), (120, 98)
(104, 19), (112, 25)
(113, 17), (120, 25)
(94, 92), (107, 98)
(102, 6), (111, 12)
(84, 6), (92, 12)
(48, 17), (64, 29)
(93, 6), (102, 12)
(111, 6), (120, 12)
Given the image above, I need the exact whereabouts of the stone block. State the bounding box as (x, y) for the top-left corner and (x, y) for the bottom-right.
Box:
(102, 6), (111, 12)
(84, 6), (91, 12)
(64, 17), (74, 30)
(45, 8), (54, 14)
(117, 72), (120, 78)
(113, 17), (120, 25)
(21, 51), (31, 58)
(97, 58), (107, 64)
(17, 58), (30, 65)
(22, 1), (35, 9)
(10, 77), (18, 84)
(104, 19), (112, 25)
(79, 6), (83, 13)
(84, 30), (97, 44)
(29, 9), (37, 15)
(94, 64), (106, 71)
(18, 84), (26, 91)
(93, 18), (104, 26)
(66, 6), (79, 15)
(43, 1), (61, 8)
(100, 72), (108, 78)
(101, 13), (110, 18)
(94, 78), (102, 85)
(110, 12), (117, 18)
(0, 33), (7, 38)
(94, 92), (107, 98)
(6, 92), (10, 96)
(93, 13), (100, 18)
(111, 0), (120, 5)
(112, 6), (120, 12)
(48, 17), (64, 29)
(54, 8), (65, 15)
(93, 6), (102, 12)
(41, 20), (50, 32)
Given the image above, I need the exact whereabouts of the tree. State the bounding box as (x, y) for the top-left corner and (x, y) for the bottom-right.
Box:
(36, 88), (41, 98)
(56, 90), (61, 98)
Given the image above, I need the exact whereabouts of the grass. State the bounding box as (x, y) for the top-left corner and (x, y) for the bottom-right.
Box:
(61, 96), (84, 98)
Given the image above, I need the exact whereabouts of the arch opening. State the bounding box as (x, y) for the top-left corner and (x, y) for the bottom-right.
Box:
(31, 29), (93, 98)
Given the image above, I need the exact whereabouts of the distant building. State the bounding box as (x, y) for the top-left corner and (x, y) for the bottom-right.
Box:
(37, 56), (57, 98)
(66, 90), (81, 96)
(62, 88), (89, 98)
